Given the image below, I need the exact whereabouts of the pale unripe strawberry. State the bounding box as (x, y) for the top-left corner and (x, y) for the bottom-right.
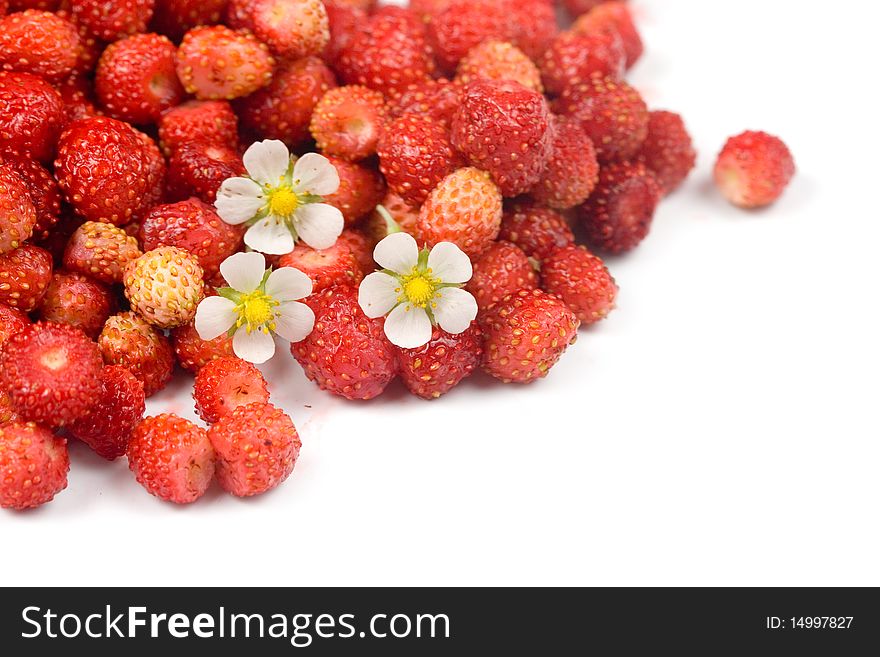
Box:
(123, 246), (205, 329)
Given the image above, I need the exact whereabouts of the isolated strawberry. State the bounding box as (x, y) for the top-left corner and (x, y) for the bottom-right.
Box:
(395, 324), (483, 399)
(427, 0), (514, 71)
(540, 29), (626, 95)
(417, 167), (503, 258)
(323, 156), (387, 226)
(639, 110), (697, 195)
(124, 246), (205, 329)
(714, 131), (795, 209)
(0, 10), (80, 83)
(480, 288), (580, 384)
(127, 413), (215, 504)
(193, 357), (270, 424)
(498, 200), (575, 262)
(98, 311), (175, 396)
(151, 0), (227, 41)
(0, 422), (69, 510)
(467, 241), (539, 312)
(278, 242), (363, 295)
(0, 303), (30, 347)
(166, 140), (246, 204)
(310, 85), (387, 162)
(2, 156), (61, 241)
(247, 0), (329, 60)
(541, 245), (618, 325)
(0, 244), (53, 311)
(68, 365), (145, 460)
(0, 164), (36, 254)
(291, 285), (397, 401)
(456, 40), (543, 93)
(171, 321), (234, 373)
(37, 271), (117, 338)
(573, 1), (643, 69)
(208, 402), (300, 497)
(389, 77), (461, 128)
(63, 221), (142, 284)
(531, 116), (600, 210)
(0, 71), (64, 162)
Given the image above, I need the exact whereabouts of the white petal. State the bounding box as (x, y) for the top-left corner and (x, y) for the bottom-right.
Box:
(244, 217), (296, 256)
(292, 153), (340, 196)
(215, 177), (265, 225)
(194, 296), (237, 341)
(427, 242), (473, 284)
(243, 139), (290, 186)
(383, 303), (433, 349)
(219, 251), (266, 292)
(232, 326), (276, 364)
(373, 232), (419, 275)
(265, 266), (312, 302)
(433, 287), (478, 335)
(274, 301), (315, 343)
(358, 272), (402, 319)
(293, 203), (344, 250)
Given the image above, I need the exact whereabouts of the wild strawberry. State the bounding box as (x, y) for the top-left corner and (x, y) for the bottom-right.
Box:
(2, 156), (61, 241)
(136, 128), (167, 210)
(417, 167), (502, 258)
(531, 116), (600, 210)
(467, 241), (539, 312)
(573, 1), (643, 69)
(714, 131), (796, 209)
(456, 40), (543, 93)
(323, 0), (366, 65)
(0, 164), (36, 255)
(208, 402), (300, 497)
(95, 33), (184, 125)
(480, 288), (580, 384)
(395, 323), (483, 400)
(377, 114), (463, 207)
(337, 6), (435, 97)
(62, 10), (102, 74)
(310, 86), (387, 163)
(68, 365), (145, 460)
(127, 413), (215, 504)
(0, 10), (79, 83)
(37, 271), (116, 339)
(171, 321), (234, 373)
(555, 75), (649, 163)
(635, 110), (698, 196)
(451, 79), (554, 197)
(278, 241), (363, 295)
(56, 71), (98, 127)
(70, 0), (155, 42)
(541, 245), (617, 325)
(176, 25), (274, 101)
(335, 228), (375, 274)
(124, 246), (205, 329)
(151, 0), (227, 41)
(247, 0), (329, 60)
(0, 71), (64, 163)
(291, 285), (397, 401)
(55, 116), (159, 225)
(193, 357), (270, 424)
(0, 244), (53, 311)
(166, 140), (246, 204)
(63, 221), (142, 285)
(540, 29), (626, 95)
(498, 200), (574, 261)
(427, 0), (514, 71)
(0, 322), (103, 426)
(389, 78), (461, 128)
(580, 161), (662, 254)
(323, 156), (386, 226)
(98, 311), (174, 396)
(0, 422), (68, 510)
(139, 199), (243, 279)
(235, 56), (336, 147)
(0, 303), (29, 347)
(159, 100), (239, 157)
(510, 0), (557, 61)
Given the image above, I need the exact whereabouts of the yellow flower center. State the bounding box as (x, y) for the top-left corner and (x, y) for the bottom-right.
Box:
(399, 268), (439, 308)
(235, 289), (278, 333)
(268, 186), (299, 217)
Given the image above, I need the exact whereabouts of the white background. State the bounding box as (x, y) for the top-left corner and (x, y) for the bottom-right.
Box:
(3, 0), (879, 587)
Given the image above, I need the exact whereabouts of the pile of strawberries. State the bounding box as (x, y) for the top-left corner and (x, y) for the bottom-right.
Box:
(0, 0), (795, 510)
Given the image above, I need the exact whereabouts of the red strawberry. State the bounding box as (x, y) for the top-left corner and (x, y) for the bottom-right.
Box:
(0, 71), (64, 163)
(247, 0), (329, 60)
(555, 75), (649, 163)
(389, 77), (461, 128)
(377, 114), (463, 207)
(0, 390), (21, 426)
(417, 167), (503, 258)
(98, 311), (175, 396)
(714, 131), (796, 209)
(310, 85), (387, 162)
(0, 164), (36, 254)
(0, 321), (103, 426)
(151, 0), (227, 41)
(540, 29), (626, 95)
(2, 156), (61, 241)
(531, 116), (600, 210)
(638, 110), (697, 195)
(159, 100), (239, 156)
(0, 303), (30, 347)
(291, 285), (397, 401)
(127, 413), (215, 504)
(480, 288), (580, 384)
(337, 5), (435, 97)
(166, 140), (246, 204)
(335, 228), (375, 274)
(193, 357), (270, 424)
(323, 0), (366, 66)
(208, 402), (300, 497)
(456, 40), (543, 93)
(466, 241), (539, 312)
(510, 0), (557, 61)
(451, 79), (553, 197)
(171, 321), (234, 373)
(580, 160), (662, 254)
(395, 323), (483, 400)
(139, 199), (243, 278)
(56, 71), (99, 127)
(541, 245), (617, 325)
(427, 0), (514, 71)
(0, 422), (68, 510)
(37, 271), (117, 339)
(136, 128), (167, 210)
(498, 200), (574, 262)
(278, 242), (363, 295)
(61, 10), (103, 74)
(70, 0), (155, 42)
(68, 365), (145, 460)
(63, 221), (142, 284)
(235, 56), (336, 147)
(0, 10), (79, 83)
(323, 156), (386, 226)
(175, 25), (274, 101)
(573, 1), (643, 69)
(95, 32), (184, 125)
(0, 244), (53, 311)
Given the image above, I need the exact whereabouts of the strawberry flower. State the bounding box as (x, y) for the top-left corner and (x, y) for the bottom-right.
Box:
(215, 140), (344, 255)
(358, 233), (478, 349)
(195, 252), (315, 364)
